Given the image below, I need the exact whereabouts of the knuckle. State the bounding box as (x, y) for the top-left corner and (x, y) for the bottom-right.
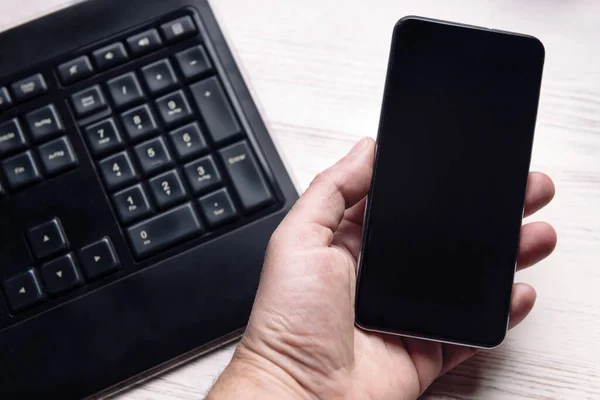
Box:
(310, 170), (333, 188)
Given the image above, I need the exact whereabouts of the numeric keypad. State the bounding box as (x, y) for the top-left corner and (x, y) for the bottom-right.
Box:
(74, 25), (275, 261)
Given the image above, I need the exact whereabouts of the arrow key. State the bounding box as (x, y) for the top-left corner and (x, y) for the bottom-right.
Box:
(79, 238), (120, 280)
(27, 218), (69, 259)
(2, 269), (44, 313)
(40, 253), (83, 296)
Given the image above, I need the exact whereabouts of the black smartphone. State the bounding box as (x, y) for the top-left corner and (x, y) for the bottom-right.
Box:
(355, 16), (545, 348)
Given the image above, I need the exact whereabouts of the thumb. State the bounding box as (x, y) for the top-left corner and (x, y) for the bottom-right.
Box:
(275, 137), (376, 251)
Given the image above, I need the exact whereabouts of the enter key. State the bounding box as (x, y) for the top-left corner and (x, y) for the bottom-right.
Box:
(219, 141), (273, 213)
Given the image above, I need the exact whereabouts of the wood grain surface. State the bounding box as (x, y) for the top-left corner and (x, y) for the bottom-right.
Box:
(1, 0), (599, 399)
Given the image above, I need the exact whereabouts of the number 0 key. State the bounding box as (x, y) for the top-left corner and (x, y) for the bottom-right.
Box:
(126, 203), (203, 259)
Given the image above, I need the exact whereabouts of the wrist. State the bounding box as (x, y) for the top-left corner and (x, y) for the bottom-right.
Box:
(206, 344), (311, 400)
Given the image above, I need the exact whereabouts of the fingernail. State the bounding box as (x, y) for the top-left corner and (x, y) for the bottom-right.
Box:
(347, 137), (368, 156)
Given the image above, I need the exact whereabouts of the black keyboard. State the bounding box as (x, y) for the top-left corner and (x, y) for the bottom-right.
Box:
(0, 1), (298, 398)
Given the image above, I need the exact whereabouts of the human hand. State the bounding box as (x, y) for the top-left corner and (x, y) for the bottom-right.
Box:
(207, 137), (557, 400)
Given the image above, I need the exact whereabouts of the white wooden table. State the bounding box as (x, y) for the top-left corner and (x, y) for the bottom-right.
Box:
(1, 1), (599, 399)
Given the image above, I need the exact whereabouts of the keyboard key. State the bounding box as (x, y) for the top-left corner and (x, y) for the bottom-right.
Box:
(37, 136), (78, 176)
(93, 42), (128, 71)
(57, 56), (94, 85)
(184, 155), (222, 194)
(2, 269), (44, 312)
(141, 59), (178, 94)
(11, 73), (47, 102)
(40, 253), (83, 296)
(160, 16), (197, 42)
(1, 151), (42, 190)
(121, 104), (158, 142)
(26, 218), (68, 259)
(199, 188), (239, 228)
(84, 118), (124, 157)
(0, 86), (12, 110)
(98, 151), (138, 191)
(113, 184), (152, 224)
(0, 119), (26, 157)
(148, 169), (187, 209)
(127, 29), (163, 57)
(169, 122), (207, 161)
(155, 90), (193, 126)
(134, 136), (173, 175)
(79, 238), (120, 280)
(107, 72), (144, 109)
(71, 85), (107, 118)
(190, 77), (241, 144)
(127, 203), (202, 259)
(219, 141), (273, 212)
(25, 104), (64, 142)
(175, 46), (212, 80)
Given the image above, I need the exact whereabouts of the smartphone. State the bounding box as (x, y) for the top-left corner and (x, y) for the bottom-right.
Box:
(354, 16), (545, 348)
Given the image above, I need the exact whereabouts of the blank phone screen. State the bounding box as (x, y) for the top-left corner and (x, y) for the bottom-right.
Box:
(355, 18), (545, 347)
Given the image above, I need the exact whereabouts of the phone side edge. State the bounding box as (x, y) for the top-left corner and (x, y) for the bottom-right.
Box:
(354, 18), (403, 329)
